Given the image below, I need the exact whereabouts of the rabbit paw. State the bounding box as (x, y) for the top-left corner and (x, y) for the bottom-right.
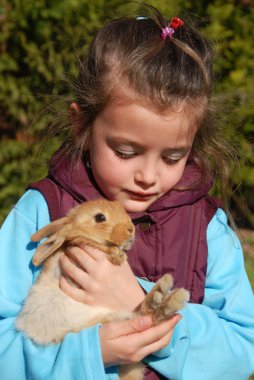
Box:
(140, 274), (190, 323)
(107, 247), (127, 265)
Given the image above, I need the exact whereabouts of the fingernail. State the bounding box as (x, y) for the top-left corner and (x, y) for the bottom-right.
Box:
(173, 314), (182, 324)
(138, 315), (152, 328)
(59, 255), (64, 263)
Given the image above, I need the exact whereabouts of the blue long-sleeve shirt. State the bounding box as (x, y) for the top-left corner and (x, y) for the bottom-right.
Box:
(0, 190), (253, 379)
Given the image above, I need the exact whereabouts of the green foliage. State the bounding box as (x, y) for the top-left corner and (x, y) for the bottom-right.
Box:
(0, 0), (122, 223)
(203, 0), (254, 227)
(0, 0), (254, 226)
(0, 138), (29, 217)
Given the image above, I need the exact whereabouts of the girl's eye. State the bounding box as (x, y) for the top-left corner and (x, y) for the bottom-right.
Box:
(163, 156), (181, 165)
(114, 149), (136, 160)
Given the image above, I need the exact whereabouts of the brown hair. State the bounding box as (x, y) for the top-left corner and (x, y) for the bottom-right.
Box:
(51, 4), (237, 215)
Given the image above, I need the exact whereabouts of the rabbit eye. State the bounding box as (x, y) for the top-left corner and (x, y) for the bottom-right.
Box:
(94, 213), (106, 223)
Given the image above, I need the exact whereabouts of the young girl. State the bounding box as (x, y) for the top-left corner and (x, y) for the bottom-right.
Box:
(0, 5), (253, 380)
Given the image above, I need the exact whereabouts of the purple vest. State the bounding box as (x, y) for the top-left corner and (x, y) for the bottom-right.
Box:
(29, 152), (219, 380)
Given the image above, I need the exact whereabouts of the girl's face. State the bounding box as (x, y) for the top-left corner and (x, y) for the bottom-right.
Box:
(87, 95), (197, 213)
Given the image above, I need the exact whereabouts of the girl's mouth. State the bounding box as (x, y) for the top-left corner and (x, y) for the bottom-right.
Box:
(125, 190), (157, 201)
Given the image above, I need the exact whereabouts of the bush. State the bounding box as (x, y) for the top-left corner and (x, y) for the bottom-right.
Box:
(0, 0), (253, 226)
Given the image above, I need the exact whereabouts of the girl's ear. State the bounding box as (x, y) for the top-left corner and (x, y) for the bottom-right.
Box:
(70, 102), (82, 135)
(69, 102), (91, 149)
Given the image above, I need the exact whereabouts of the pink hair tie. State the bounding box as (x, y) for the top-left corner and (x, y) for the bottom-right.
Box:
(161, 16), (184, 41)
(161, 27), (175, 41)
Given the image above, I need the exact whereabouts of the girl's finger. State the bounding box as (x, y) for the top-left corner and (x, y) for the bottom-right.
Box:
(102, 315), (153, 339)
(127, 314), (181, 349)
(59, 275), (88, 302)
(59, 255), (90, 289)
(99, 315), (180, 365)
(80, 245), (106, 261)
(66, 246), (96, 274)
(137, 329), (174, 359)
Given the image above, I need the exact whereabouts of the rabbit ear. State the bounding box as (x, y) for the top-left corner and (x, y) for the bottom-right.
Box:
(31, 217), (68, 242)
(32, 234), (66, 266)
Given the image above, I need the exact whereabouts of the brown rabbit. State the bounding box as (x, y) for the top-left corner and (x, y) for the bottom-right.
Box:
(16, 199), (189, 380)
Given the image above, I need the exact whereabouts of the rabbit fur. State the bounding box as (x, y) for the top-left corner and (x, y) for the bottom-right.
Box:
(16, 199), (189, 380)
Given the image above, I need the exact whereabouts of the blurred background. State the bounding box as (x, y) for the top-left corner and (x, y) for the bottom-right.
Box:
(0, 0), (253, 283)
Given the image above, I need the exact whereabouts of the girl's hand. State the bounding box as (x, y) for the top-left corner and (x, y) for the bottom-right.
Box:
(99, 314), (181, 366)
(59, 245), (145, 311)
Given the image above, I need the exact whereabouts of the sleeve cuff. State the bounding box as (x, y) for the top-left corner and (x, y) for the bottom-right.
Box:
(81, 324), (119, 380)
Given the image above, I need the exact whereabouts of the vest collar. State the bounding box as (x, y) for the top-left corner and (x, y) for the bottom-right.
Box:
(48, 150), (213, 219)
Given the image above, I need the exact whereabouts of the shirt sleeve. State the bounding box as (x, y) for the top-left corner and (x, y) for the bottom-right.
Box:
(142, 208), (254, 380)
(0, 190), (118, 380)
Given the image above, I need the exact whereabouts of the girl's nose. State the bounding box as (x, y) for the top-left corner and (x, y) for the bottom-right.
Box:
(134, 162), (157, 188)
